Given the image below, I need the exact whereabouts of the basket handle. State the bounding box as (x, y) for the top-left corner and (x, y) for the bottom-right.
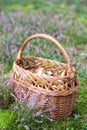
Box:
(17, 34), (70, 65)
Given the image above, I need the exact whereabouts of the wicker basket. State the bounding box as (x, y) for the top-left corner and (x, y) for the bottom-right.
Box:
(12, 34), (79, 120)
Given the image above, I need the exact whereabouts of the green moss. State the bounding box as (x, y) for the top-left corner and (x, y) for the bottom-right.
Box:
(0, 110), (16, 129)
(76, 15), (87, 26)
(4, 4), (23, 12)
(4, 4), (36, 13)
(23, 5), (35, 13)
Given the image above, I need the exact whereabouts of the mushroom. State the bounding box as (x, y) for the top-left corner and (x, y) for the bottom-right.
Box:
(35, 68), (44, 75)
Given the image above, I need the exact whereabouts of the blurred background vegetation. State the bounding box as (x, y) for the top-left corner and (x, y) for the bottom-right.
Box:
(0, 0), (87, 130)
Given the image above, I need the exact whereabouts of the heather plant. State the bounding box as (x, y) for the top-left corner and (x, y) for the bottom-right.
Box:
(7, 102), (52, 130)
(0, 75), (14, 109)
(0, 9), (87, 72)
(1, 100), (85, 130)
(0, 87), (11, 109)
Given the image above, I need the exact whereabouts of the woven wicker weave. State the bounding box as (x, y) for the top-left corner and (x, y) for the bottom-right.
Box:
(12, 34), (79, 119)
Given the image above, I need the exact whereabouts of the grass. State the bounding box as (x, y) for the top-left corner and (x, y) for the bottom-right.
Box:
(0, 0), (87, 129)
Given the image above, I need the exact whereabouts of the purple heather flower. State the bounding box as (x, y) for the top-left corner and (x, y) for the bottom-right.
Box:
(7, 76), (12, 87)
(10, 93), (18, 101)
(0, 64), (4, 74)
(34, 110), (42, 117)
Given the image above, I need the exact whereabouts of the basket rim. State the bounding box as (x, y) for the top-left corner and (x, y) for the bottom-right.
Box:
(14, 56), (71, 79)
(12, 56), (79, 97)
